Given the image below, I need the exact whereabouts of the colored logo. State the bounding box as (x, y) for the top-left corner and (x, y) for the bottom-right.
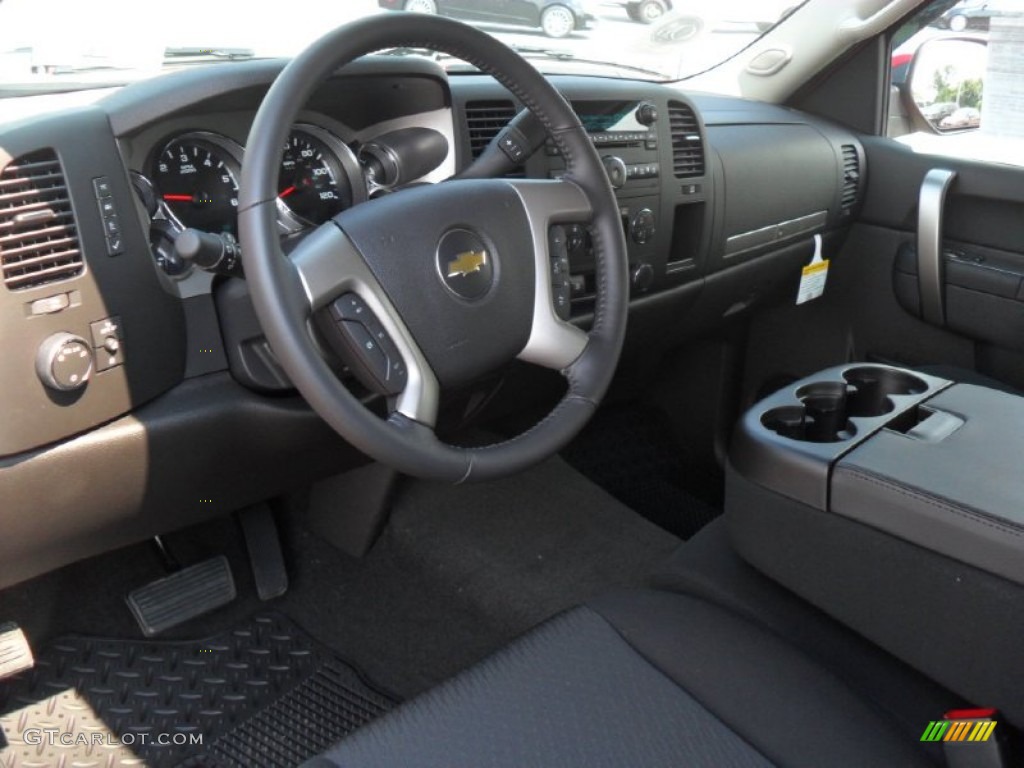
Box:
(436, 229), (494, 301)
(921, 709), (997, 743)
(447, 249), (488, 278)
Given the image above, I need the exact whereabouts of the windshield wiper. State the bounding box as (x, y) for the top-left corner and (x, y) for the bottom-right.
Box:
(508, 45), (666, 79)
(379, 46), (442, 59)
(509, 44), (575, 61)
(163, 47), (256, 62)
(0, 81), (129, 98)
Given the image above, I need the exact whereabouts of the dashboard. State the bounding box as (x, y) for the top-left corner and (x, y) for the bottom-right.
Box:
(0, 54), (865, 588)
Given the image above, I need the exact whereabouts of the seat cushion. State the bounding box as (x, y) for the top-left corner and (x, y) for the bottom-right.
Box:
(308, 592), (934, 768)
(649, 519), (964, 745)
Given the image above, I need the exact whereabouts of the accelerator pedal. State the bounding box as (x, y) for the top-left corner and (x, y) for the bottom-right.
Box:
(127, 555), (236, 636)
(0, 623), (33, 681)
(239, 503), (289, 601)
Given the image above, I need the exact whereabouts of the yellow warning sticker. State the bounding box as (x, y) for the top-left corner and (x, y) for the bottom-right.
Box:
(797, 235), (829, 305)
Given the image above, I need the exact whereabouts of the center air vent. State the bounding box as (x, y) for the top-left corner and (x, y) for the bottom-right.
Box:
(840, 144), (860, 214)
(0, 149), (83, 291)
(465, 100), (517, 159)
(667, 101), (705, 179)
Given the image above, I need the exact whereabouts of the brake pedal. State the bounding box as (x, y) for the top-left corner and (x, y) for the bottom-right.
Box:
(0, 622), (34, 681)
(127, 555), (236, 637)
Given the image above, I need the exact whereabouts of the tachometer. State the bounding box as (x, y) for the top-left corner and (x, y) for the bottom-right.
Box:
(153, 133), (241, 235)
(277, 126), (365, 226)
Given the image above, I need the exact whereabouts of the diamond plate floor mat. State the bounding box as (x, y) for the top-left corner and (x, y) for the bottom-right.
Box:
(0, 613), (395, 767)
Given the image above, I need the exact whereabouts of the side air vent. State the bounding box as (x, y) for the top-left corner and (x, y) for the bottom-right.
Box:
(840, 144), (860, 214)
(465, 100), (517, 159)
(667, 101), (705, 179)
(0, 149), (83, 291)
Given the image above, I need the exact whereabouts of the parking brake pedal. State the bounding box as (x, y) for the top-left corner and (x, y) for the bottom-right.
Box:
(127, 555), (236, 637)
(0, 622), (34, 681)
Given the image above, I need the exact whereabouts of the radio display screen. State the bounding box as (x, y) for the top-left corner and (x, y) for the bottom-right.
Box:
(574, 101), (647, 134)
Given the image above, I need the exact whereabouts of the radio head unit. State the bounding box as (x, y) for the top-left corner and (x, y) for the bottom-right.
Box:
(574, 100), (658, 148)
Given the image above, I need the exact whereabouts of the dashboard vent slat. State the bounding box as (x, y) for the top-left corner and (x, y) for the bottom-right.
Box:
(0, 149), (83, 291)
(667, 101), (705, 179)
(840, 144), (860, 213)
(465, 100), (517, 159)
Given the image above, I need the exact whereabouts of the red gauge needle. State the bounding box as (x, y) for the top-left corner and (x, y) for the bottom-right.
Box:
(163, 194), (193, 202)
(278, 186), (297, 198)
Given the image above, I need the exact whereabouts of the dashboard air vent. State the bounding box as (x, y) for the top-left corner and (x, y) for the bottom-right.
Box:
(840, 144), (860, 213)
(465, 100), (517, 159)
(667, 101), (704, 179)
(0, 149), (83, 291)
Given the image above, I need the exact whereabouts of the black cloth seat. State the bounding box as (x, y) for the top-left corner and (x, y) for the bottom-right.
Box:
(307, 589), (935, 768)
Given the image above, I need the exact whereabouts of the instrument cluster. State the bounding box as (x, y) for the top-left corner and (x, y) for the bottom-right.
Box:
(138, 124), (367, 277)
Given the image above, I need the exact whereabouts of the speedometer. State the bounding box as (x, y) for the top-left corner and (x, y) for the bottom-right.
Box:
(277, 126), (365, 226)
(153, 133), (241, 236)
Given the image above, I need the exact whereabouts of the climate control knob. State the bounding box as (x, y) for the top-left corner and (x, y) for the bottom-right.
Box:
(636, 102), (659, 126)
(632, 263), (654, 293)
(631, 208), (656, 244)
(36, 333), (93, 392)
(601, 156), (628, 189)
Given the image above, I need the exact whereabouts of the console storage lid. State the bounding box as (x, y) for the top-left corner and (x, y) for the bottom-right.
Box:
(832, 383), (1024, 587)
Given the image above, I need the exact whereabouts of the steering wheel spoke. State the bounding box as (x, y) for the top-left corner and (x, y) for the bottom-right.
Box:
(289, 222), (440, 426)
(508, 178), (592, 371)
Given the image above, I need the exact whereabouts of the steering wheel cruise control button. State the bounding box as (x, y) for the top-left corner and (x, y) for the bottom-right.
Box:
(549, 226), (572, 321)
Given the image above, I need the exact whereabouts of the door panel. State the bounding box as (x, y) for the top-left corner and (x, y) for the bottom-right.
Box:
(849, 137), (1024, 388)
(860, 137), (1024, 252)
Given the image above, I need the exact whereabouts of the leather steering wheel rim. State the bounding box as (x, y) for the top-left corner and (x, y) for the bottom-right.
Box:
(238, 14), (628, 483)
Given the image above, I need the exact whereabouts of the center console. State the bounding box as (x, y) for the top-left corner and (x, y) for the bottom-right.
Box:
(728, 364), (1024, 726)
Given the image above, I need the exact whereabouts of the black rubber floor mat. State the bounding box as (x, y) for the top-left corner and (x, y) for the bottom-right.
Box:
(0, 614), (394, 768)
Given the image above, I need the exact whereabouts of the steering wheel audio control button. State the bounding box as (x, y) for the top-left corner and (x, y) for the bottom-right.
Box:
(328, 294), (408, 396)
(329, 293), (371, 322)
(342, 320), (388, 375)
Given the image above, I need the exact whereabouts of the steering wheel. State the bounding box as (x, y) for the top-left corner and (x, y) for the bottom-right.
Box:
(238, 14), (628, 483)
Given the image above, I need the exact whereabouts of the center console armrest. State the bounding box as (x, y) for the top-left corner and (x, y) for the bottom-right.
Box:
(833, 383), (1024, 586)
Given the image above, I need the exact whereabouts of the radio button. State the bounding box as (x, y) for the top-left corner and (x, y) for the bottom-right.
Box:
(602, 156), (627, 189)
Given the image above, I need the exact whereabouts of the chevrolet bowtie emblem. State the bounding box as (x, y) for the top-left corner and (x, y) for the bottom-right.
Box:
(447, 249), (488, 278)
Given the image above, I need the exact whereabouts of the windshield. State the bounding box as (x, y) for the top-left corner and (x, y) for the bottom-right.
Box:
(0, 0), (803, 92)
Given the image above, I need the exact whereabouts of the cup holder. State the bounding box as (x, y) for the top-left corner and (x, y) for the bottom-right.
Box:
(843, 366), (928, 417)
(763, 381), (858, 443)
